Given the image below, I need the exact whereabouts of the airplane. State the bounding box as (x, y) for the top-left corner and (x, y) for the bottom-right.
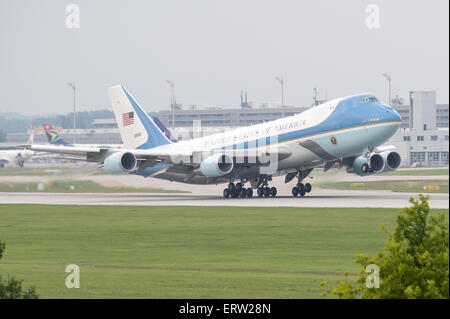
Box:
(43, 123), (122, 149)
(152, 117), (177, 142)
(0, 129), (36, 168)
(23, 85), (403, 198)
(43, 117), (176, 147)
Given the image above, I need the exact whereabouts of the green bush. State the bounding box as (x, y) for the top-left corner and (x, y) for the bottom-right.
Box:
(321, 195), (449, 299)
(0, 241), (39, 299)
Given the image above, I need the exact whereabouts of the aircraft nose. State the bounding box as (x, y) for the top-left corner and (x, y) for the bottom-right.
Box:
(380, 104), (402, 122)
(391, 109), (402, 122)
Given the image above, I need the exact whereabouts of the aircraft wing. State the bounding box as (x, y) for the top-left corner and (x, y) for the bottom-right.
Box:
(19, 144), (109, 162)
(20, 144), (292, 166)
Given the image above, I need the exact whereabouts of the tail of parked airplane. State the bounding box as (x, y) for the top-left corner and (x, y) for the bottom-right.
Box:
(27, 127), (34, 145)
(43, 124), (73, 146)
(108, 85), (173, 149)
(152, 117), (177, 142)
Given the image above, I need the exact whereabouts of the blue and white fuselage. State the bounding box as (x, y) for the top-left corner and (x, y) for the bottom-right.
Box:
(129, 92), (401, 184)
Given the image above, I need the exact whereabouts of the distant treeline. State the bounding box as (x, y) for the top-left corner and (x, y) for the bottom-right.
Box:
(0, 109), (115, 134)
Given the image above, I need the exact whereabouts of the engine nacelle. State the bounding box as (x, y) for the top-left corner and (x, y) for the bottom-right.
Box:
(351, 153), (385, 176)
(379, 151), (401, 173)
(103, 152), (137, 174)
(200, 154), (234, 177)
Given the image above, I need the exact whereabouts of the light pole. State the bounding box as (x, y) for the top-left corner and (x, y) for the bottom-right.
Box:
(166, 80), (175, 130)
(313, 87), (318, 106)
(382, 72), (391, 106)
(67, 82), (76, 143)
(275, 76), (284, 107)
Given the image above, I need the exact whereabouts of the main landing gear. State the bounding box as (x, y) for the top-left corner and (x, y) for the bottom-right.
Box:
(256, 186), (277, 198)
(255, 177), (277, 198)
(223, 182), (253, 199)
(292, 182), (312, 197)
(291, 169), (313, 198)
(223, 179), (277, 199)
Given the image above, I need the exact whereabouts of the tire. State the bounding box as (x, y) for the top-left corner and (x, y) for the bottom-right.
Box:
(304, 183), (312, 193)
(257, 187), (264, 197)
(292, 187), (299, 197)
(235, 183), (243, 192)
(263, 187), (270, 197)
(239, 189), (247, 198)
(231, 190), (239, 198)
(298, 183), (306, 197)
(246, 188), (253, 198)
(270, 187), (277, 197)
(223, 188), (231, 198)
(228, 183), (235, 192)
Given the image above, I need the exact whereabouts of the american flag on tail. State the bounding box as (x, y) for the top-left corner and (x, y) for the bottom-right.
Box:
(122, 111), (134, 126)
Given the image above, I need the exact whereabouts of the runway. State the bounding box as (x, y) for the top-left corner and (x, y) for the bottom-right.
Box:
(1, 189), (448, 209)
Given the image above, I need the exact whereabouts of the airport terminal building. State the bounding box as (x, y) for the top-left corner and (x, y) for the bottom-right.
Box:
(5, 91), (449, 166)
(387, 91), (449, 166)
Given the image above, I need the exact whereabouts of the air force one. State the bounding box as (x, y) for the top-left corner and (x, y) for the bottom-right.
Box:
(23, 85), (402, 198)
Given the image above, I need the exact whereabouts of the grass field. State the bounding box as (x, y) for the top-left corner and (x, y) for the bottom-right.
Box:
(0, 180), (187, 193)
(318, 180), (449, 193)
(380, 168), (449, 176)
(0, 204), (447, 298)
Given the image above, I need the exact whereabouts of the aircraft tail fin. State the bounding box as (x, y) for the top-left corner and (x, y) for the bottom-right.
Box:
(108, 85), (173, 149)
(27, 127), (34, 145)
(43, 124), (73, 146)
(152, 116), (177, 142)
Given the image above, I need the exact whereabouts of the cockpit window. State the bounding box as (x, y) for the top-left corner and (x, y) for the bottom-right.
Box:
(361, 96), (378, 103)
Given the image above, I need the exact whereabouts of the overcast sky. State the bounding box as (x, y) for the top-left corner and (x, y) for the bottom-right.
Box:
(0, 0), (448, 116)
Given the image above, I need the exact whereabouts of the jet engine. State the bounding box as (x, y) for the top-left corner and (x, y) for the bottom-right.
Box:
(103, 152), (137, 174)
(200, 154), (234, 178)
(379, 151), (401, 173)
(350, 153), (385, 176)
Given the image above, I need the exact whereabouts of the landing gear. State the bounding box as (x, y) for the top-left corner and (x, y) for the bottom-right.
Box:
(298, 183), (306, 197)
(291, 182), (312, 197)
(291, 169), (314, 198)
(223, 182), (254, 199)
(304, 183), (312, 193)
(224, 177), (277, 199)
(255, 177), (277, 198)
(255, 186), (277, 197)
(257, 187), (264, 198)
(270, 187), (277, 197)
(292, 186), (299, 197)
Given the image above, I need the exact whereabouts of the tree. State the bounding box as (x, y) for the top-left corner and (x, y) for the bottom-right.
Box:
(321, 195), (449, 299)
(0, 241), (39, 299)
